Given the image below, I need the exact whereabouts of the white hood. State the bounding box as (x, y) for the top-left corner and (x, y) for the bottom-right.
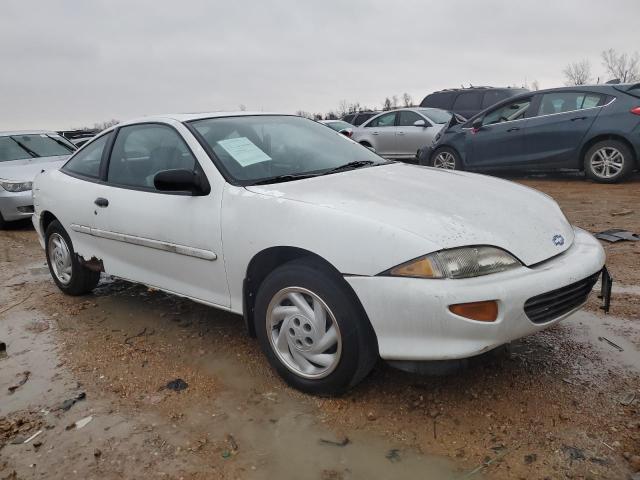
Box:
(0, 156), (68, 182)
(246, 163), (574, 266)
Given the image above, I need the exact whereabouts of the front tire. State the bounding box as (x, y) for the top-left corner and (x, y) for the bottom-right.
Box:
(430, 147), (461, 170)
(584, 140), (634, 183)
(255, 259), (377, 395)
(45, 220), (100, 295)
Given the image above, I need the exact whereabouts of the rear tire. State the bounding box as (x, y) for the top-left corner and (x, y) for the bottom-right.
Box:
(584, 140), (635, 183)
(254, 259), (377, 395)
(45, 220), (100, 295)
(430, 147), (461, 170)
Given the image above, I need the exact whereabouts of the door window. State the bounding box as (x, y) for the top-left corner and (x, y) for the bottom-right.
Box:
(107, 124), (196, 189)
(453, 92), (483, 111)
(482, 99), (532, 125)
(63, 133), (111, 178)
(366, 112), (396, 127)
(397, 111), (424, 127)
(538, 92), (604, 116)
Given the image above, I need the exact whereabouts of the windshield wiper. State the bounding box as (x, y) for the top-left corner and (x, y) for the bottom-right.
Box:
(10, 137), (39, 158)
(322, 160), (376, 175)
(250, 172), (320, 185)
(45, 134), (75, 152)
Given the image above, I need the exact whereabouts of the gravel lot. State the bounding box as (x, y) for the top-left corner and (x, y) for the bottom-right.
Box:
(1, 174), (639, 480)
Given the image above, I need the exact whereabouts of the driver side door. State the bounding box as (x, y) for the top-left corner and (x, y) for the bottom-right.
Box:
(466, 97), (533, 169)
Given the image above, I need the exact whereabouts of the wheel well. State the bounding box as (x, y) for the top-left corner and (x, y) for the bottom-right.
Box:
(41, 211), (58, 234)
(579, 135), (638, 170)
(242, 247), (376, 352)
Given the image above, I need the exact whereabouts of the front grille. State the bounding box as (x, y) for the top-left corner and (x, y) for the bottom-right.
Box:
(524, 272), (600, 324)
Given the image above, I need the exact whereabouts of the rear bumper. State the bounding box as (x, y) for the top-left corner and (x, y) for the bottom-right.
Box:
(0, 190), (34, 222)
(346, 227), (605, 361)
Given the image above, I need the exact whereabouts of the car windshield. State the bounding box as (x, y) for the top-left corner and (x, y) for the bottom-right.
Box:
(0, 134), (75, 162)
(417, 108), (453, 124)
(324, 121), (352, 132)
(189, 115), (386, 185)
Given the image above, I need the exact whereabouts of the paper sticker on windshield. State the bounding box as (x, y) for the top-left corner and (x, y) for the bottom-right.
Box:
(217, 137), (271, 167)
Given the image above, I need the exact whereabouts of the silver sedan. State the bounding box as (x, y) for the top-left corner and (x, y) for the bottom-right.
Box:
(352, 108), (453, 161)
(0, 131), (75, 228)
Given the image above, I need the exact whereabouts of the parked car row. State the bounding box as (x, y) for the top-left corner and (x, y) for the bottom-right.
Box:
(420, 84), (640, 183)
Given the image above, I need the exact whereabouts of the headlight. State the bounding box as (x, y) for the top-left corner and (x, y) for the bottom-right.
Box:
(0, 180), (33, 192)
(386, 246), (521, 279)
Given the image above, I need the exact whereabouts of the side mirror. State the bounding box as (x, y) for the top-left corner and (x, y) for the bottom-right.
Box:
(154, 169), (210, 195)
(413, 119), (427, 127)
(339, 128), (353, 138)
(472, 118), (483, 131)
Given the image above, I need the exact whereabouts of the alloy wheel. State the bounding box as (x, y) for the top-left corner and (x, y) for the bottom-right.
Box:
(266, 287), (342, 379)
(48, 233), (72, 285)
(433, 151), (456, 169)
(589, 147), (624, 179)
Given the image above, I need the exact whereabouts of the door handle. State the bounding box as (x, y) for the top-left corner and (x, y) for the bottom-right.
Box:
(372, 131), (380, 135)
(397, 131), (405, 136)
(94, 197), (109, 207)
(506, 127), (520, 132)
(571, 116), (587, 121)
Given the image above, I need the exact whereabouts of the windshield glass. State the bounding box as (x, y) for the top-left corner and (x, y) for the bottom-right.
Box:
(0, 136), (33, 162)
(417, 108), (453, 124)
(1, 134), (75, 161)
(189, 115), (385, 184)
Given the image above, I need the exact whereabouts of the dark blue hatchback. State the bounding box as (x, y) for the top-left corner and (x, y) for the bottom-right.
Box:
(418, 84), (640, 183)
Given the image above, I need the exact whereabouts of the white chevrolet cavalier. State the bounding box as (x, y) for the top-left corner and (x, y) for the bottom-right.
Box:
(33, 113), (607, 394)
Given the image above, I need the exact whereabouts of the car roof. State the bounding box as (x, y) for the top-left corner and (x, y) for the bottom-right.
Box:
(430, 87), (525, 94)
(0, 130), (60, 137)
(117, 111), (282, 127)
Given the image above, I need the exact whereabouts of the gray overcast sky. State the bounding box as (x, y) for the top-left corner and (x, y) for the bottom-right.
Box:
(1, 0), (639, 130)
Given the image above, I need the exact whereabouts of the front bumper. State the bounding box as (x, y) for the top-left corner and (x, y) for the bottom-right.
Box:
(346, 227), (605, 361)
(0, 189), (34, 222)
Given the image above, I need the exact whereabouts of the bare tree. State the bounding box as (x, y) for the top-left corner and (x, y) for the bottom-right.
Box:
(295, 110), (313, 119)
(337, 100), (350, 118)
(325, 111), (339, 120)
(382, 97), (392, 111)
(391, 95), (399, 109)
(93, 119), (119, 131)
(530, 80), (540, 91)
(601, 48), (640, 83)
(239, 104), (247, 111)
(402, 92), (413, 107)
(563, 59), (593, 85)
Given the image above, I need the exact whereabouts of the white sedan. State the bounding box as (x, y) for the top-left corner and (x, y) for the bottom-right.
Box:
(33, 112), (606, 394)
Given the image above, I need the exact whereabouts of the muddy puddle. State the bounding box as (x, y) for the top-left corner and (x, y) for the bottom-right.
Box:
(1, 270), (467, 479)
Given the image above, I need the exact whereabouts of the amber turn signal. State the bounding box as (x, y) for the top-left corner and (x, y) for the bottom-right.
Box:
(449, 300), (498, 322)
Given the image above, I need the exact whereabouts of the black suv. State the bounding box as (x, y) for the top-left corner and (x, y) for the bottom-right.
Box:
(342, 111), (381, 126)
(420, 87), (528, 119)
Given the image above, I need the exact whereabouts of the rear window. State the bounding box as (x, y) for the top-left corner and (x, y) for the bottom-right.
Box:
(452, 92), (483, 111)
(342, 114), (355, 124)
(421, 92), (454, 109)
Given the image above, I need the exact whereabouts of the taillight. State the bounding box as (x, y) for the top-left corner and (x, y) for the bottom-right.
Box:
(631, 106), (640, 115)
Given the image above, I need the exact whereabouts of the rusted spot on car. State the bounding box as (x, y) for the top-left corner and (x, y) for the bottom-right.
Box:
(78, 255), (104, 272)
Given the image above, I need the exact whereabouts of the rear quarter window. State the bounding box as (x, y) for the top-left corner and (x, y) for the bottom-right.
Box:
(452, 92), (483, 111)
(421, 92), (454, 109)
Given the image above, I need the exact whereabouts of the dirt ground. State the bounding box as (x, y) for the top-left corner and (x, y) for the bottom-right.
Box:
(1, 173), (639, 480)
